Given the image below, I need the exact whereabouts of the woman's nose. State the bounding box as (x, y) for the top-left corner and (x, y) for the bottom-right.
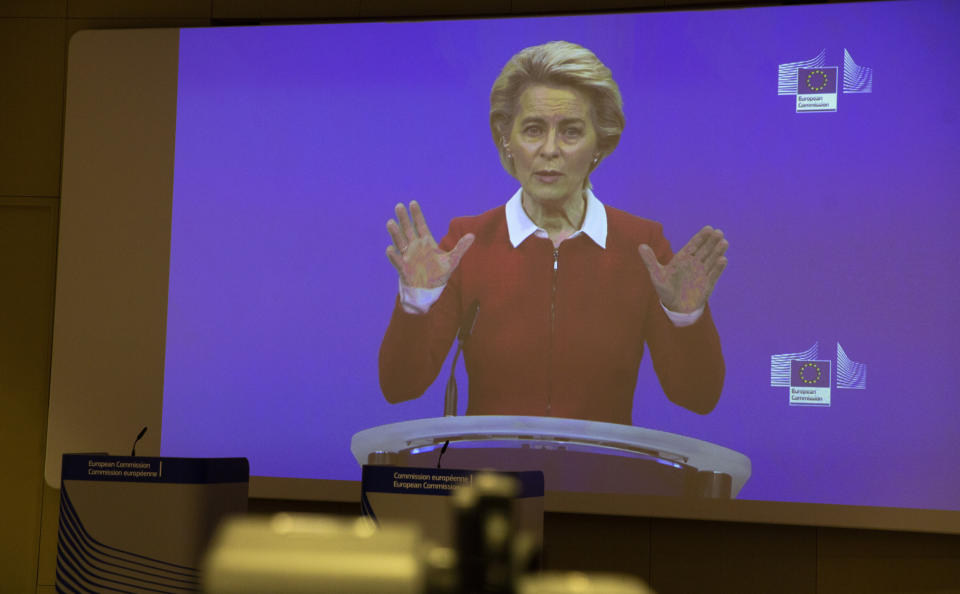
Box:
(540, 129), (560, 157)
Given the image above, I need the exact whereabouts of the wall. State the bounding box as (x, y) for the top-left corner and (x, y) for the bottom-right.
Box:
(1, 1), (958, 592)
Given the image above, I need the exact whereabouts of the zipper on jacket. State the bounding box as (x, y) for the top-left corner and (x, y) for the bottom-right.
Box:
(547, 247), (559, 416)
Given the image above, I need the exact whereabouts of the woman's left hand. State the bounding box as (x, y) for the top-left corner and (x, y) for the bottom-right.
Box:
(638, 226), (728, 314)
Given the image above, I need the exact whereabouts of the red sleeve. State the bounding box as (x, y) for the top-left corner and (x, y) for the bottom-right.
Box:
(643, 225), (725, 414)
(377, 220), (464, 403)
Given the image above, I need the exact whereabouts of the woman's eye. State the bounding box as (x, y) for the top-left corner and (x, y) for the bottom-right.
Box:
(524, 125), (543, 136)
(563, 128), (583, 139)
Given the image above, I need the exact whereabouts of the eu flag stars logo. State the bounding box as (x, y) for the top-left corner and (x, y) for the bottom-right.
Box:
(790, 360), (832, 406)
(777, 49), (873, 114)
(797, 66), (838, 112)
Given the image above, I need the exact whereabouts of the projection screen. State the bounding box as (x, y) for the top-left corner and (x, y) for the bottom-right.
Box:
(47, 0), (960, 533)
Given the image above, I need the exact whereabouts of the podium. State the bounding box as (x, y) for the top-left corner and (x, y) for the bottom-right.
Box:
(56, 454), (249, 592)
(361, 465), (544, 550)
(352, 416), (751, 498)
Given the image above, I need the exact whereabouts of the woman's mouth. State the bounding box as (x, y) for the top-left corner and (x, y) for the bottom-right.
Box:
(535, 170), (563, 183)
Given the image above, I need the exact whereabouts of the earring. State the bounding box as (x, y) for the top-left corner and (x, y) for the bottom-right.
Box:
(592, 154), (600, 165)
(507, 152), (513, 160)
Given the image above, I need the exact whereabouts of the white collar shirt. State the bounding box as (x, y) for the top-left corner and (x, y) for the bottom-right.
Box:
(505, 187), (607, 249)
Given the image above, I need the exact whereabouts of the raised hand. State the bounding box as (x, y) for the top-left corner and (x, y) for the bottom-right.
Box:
(386, 201), (475, 289)
(638, 226), (728, 314)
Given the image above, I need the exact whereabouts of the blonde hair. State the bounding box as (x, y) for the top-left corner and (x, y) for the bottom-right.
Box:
(489, 41), (625, 187)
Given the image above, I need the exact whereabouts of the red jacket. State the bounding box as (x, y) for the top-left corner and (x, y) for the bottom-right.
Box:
(379, 204), (724, 424)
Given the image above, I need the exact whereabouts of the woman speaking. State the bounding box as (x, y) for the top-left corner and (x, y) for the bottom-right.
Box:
(379, 41), (728, 424)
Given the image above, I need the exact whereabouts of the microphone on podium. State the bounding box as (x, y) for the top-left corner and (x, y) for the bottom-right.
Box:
(444, 300), (479, 417)
(438, 300), (478, 469)
(130, 426), (148, 456)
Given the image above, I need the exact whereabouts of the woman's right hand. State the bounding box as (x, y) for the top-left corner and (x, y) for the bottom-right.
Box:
(386, 201), (475, 289)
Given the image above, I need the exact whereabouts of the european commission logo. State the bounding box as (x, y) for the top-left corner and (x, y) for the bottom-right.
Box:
(778, 49), (873, 113)
(770, 342), (867, 407)
(790, 360), (831, 406)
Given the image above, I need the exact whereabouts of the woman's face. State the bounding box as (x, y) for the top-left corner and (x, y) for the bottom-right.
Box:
(507, 84), (599, 207)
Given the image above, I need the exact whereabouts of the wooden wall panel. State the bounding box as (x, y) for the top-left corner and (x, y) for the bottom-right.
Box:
(818, 528), (960, 594)
(512, 0), (663, 13)
(0, 198), (59, 594)
(211, 0), (360, 20)
(542, 513), (652, 580)
(358, 0), (510, 18)
(0, 19), (66, 197)
(67, 0), (210, 18)
(35, 485), (60, 588)
(0, 0), (65, 18)
(649, 518), (818, 594)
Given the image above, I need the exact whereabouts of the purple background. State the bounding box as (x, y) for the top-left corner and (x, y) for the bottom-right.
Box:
(162, 0), (960, 510)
